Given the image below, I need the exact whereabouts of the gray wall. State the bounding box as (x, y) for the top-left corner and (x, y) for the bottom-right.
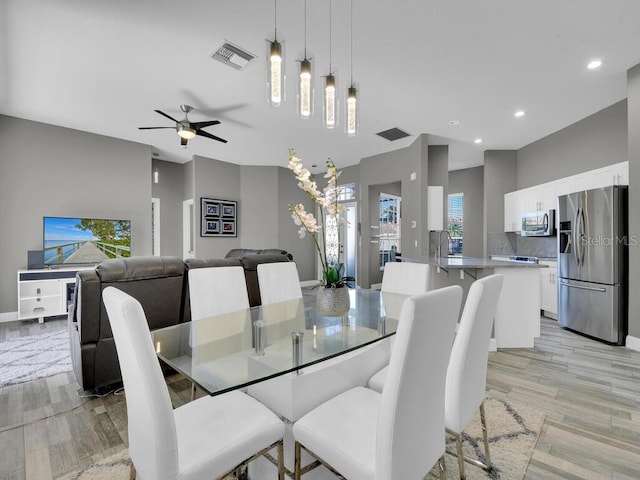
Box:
(428, 144), (449, 232)
(192, 155), (242, 259)
(627, 65), (640, 339)
(152, 159), (184, 258)
(190, 156), (316, 281)
(517, 100), (628, 188)
(449, 166), (484, 258)
(276, 166), (316, 281)
(483, 150), (518, 256)
(239, 166), (279, 249)
(0, 115), (152, 314)
(357, 135), (428, 287)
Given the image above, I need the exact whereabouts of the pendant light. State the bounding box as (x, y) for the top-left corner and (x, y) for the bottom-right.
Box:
(346, 0), (358, 136)
(298, 0), (314, 119)
(267, 0), (284, 107)
(323, 0), (337, 129)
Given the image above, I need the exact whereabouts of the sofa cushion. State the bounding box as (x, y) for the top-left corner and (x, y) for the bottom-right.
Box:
(224, 249), (260, 258)
(97, 256), (185, 282)
(185, 257), (243, 269)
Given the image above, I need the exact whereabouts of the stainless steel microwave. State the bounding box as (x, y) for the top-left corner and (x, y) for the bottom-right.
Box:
(521, 210), (555, 236)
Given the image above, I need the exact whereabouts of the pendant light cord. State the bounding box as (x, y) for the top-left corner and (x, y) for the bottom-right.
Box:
(304, 0), (308, 58)
(274, 0), (277, 40)
(350, 0), (353, 85)
(329, 0), (332, 72)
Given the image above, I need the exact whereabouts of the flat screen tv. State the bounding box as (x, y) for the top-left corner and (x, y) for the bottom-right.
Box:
(43, 216), (131, 266)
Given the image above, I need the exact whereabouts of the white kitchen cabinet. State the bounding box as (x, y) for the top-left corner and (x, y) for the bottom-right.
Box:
(503, 161), (629, 234)
(555, 177), (574, 197)
(593, 165), (622, 189)
(504, 191), (523, 232)
(617, 162), (629, 185)
(573, 173), (593, 192)
(539, 260), (557, 318)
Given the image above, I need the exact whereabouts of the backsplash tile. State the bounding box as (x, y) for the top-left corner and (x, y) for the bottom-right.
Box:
(488, 232), (557, 258)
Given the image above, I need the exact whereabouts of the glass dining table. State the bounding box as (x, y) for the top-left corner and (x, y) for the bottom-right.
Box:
(150, 288), (409, 396)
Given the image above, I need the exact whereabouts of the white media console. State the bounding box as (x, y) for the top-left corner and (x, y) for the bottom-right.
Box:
(17, 266), (95, 323)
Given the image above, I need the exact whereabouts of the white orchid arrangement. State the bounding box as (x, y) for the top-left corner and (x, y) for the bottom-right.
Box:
(288, 149), (354, 288)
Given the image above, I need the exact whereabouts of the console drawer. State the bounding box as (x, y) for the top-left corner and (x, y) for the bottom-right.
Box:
(19, 296), (63, 318)
(19, 280), (60, 298)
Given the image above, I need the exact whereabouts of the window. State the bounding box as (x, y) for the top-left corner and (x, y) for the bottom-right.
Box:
(379, 193), (401, 268)
(447, 193), (463, 255)
(337, 182), (356, 201)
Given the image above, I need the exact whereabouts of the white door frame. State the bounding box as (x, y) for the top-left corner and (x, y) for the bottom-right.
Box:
(183, 199), (195, 259)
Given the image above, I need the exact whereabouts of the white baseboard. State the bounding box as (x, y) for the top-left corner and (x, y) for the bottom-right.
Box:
(0, 311), (19, 323)
(489, 338), (497, 352)
(625, 334), (640, 352)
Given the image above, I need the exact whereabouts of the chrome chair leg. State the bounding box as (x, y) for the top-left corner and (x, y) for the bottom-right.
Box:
(294, 441), (302, 480)
(277, 441), (285, 480)
(454, 432), (466, 480)
(191, 382), (196, 401)
(438, 454), (447, 480)
(479, 401), (492, 469)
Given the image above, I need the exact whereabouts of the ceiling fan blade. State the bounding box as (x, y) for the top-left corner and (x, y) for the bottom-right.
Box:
(181, 137), (188, 146)
(138, 126), (175, 130)
(154, 110), (180, 124)
(196, 129), (228, 143)
(191, 120), (220, 129)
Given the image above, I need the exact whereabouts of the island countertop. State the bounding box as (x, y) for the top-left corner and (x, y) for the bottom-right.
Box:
(399, 256), (549, 269)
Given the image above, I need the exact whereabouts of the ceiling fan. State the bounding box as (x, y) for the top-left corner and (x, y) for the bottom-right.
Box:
(138, 104), (227, 146)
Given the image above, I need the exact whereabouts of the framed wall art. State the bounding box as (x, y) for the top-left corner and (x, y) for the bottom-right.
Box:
(201, 197), (237, 237)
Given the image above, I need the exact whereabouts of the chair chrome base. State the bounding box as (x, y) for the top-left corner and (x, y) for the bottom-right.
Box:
(129, 440), (284, 480)
(446, 402), (492, 480)
(293, 441), (447, 480)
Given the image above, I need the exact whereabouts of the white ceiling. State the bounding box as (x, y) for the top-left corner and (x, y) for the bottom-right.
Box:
(2, 0), (640, 172)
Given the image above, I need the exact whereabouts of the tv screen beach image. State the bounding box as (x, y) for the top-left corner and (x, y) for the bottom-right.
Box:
(43, 217), (131, 265)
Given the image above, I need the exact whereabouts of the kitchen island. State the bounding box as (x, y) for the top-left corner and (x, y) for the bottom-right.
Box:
(401, 256), (548, 348)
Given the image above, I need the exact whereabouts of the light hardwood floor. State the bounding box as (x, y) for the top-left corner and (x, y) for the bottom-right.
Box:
(0, 316), (639, 479)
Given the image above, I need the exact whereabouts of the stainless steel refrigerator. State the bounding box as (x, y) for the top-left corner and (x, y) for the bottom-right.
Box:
(557, 185), (628, 344)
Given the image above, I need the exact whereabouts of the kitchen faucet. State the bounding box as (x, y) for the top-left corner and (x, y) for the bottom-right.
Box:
(435, 230), (452, 259)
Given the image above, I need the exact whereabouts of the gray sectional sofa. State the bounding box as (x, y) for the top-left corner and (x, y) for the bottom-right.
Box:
(68, 250), (292, 392)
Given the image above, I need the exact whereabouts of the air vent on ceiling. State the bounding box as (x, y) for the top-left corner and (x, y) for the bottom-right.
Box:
(376, 127), (410, 141)
(211, 41), (256, 70)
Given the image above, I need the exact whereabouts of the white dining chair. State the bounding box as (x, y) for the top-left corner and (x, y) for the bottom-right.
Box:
(102, 287), (285, 480)
(188, 266), (250, 320)
(257, 261), (302, 305)
(445, 274), (503, 479)
(188, 266), (251, 397)
(291, 285), (463, 480)
(380, 261), (431, 295)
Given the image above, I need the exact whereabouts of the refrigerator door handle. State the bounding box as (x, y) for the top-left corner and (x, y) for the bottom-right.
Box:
(573, 207), (581, 266)
(559, 280), (606, 293)
(577, 207), (586, 265)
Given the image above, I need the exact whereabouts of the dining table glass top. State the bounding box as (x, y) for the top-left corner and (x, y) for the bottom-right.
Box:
(151, 289), (409, 396)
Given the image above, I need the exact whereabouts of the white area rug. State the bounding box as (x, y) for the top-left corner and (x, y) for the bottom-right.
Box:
(57, 397), (544, 480)
(0, 329), (72, 387)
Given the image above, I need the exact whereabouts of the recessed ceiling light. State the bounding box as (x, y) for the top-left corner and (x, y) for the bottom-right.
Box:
(514, 110), (525, 118)
(587, 59), (603, 70)
(474, 138), (482, 144)
(448, 120), (460, 126)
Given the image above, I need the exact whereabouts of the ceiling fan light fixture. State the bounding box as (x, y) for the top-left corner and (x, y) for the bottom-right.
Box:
(177, 125), (196, 140)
